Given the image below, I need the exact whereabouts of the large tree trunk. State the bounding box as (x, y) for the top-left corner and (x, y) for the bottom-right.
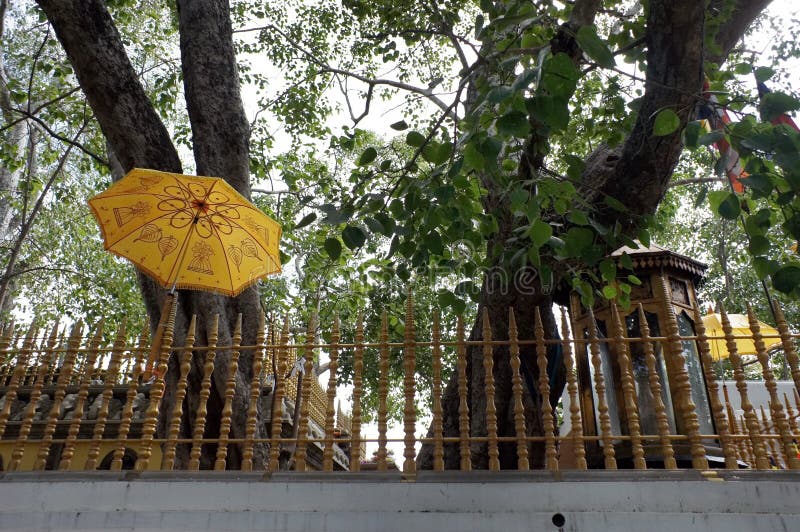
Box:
(36, 0), (268, 469)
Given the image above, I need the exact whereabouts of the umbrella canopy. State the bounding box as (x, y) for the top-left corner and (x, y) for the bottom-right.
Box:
(701, 312), (781, 361)
(89, 168), (281, 297)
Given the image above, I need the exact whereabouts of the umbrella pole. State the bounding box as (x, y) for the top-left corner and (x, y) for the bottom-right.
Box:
(144, 229), (194, 381)
(143, 290), (177, 382)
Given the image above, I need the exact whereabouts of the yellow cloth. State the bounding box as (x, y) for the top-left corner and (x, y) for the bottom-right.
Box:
(89, 168), (281, 296)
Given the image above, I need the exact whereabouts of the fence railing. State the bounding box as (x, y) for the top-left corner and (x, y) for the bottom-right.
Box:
(1, 295), (799, 475)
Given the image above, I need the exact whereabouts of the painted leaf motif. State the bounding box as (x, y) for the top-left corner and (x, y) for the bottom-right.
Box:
(241, 238), (261, 260)
(158, 236), (178, 258)
(229, 245), (243, 270)
(134, 223), (161, 242)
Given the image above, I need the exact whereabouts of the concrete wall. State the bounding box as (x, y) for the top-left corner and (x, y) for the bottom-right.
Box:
(1, 470), (799, 532)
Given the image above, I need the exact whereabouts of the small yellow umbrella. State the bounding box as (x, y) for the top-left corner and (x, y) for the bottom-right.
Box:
(89, 168), (281, 295)
(701, 312), (781, 361)
(89, 168), (282, 377)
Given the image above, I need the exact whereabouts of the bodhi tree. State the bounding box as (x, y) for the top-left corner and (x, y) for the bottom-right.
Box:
(33, 0), (800, 470)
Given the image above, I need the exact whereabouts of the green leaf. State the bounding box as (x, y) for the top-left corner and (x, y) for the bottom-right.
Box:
(653, 109), (680, 136)
(496, 111), (530, 137)
(463, 142), (485, 171)
(364, 217), (385, 235)
(358, 147), (377, 166)
(627, 274), (642, 286)
(529, 219), (553, 248)
(748, 235), (770, 255)
(754, 66), (776, 83)
(541, 52), (580, 99)
(716, 193), (741, 220)
(424, 230), (444, 255)
(753, 257), (780, 279)
(599, 259), (617, 282)
(602, 285), (617, 299)
(760, 92), (800, 122)
(406, 131), (426, 147)
(772, 265), (800, 294)
(324, 238), (342, 260)
(740, 173), (773, 196)
(698, 130), (725, 146)
(527, 96), (570, 131)
(342, 225), (367, 250)
(390, 120), (409, 130)
(295, 212), (317, 230)
(575, 25), (615, 68)
(638, 228), (651, 248)
(487, 86), (513, 104)
(684, 120), (702, 148)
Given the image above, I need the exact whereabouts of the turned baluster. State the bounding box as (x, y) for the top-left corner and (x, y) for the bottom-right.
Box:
(215, 314), (243, 470)
(188, 315), (219, 470)
(242, 313), (266, 472)
(560, 310), (586, 470)
(268, 318), (290, 471)
(534, 308), (557, 471)
(161, 315), (196, 470)
(321, 315), (339, 472)
(508, 309), (529, 470)
(376, 311), (390, 471)
(293, 314), (316, 472)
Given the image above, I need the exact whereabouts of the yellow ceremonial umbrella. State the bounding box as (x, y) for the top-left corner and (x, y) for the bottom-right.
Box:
(701, 312), (781, 361)
(89, 168), (281, 294)
(89, 168), (282, 376)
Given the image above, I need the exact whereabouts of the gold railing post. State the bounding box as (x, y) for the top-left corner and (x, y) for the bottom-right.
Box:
(161, 315), (196, 470)
(657, 277), (708, 470)
(293, 314), (316, 472)
(215, 314), (242, 470)
(637, 305), (677, 469)
(560, 310), (586, 470)
(456, 315), (471, 471)
(610, 304), (646, 469)
(188, 314), (219, 470)
(136, 298), (178, 472)
(111, 329), (147, 471)
(60, 320), (106, 470)
(534, 308), (557, 471)
(350, 312), (365, 472)
(691, 305), (737, 469)
(747, 304), (799, 469)
(508, 309), (529, 470)
(322, 315), (340, 472)
(587, 307), (617, 469)
(268, 318), (291, 471)
(242, 313), (266, 472)
(771, 300), (800, 394)
(32, 321), (82, 471)
(8, 323), (51, 471)
(0, 322), (38, 440)
(431, 310), (445, 471)
(376, 311), (389, 471)
(720, 305), (770, 469)
(85, 321), (126, 470)
(480, 308), (500, 472)
(403, 293), (417, 476)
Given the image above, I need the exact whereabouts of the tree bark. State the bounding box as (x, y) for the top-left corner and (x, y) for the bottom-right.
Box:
(36, 0), (268, 469)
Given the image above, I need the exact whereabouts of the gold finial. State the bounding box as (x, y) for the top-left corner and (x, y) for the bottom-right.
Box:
(293, 313), (317, 472)
(747, 304), (798, 469)
(188, 314), (219, 470)
(587, 306), (617, 469)
(720, 304), (770, 469)
(376, 311), (390, 471)
(431, 310), (445, 471)
(321, 314), (339, 472)
(215, 314), (243, 470)
(610, 304), (645, 470)
(509, 308), (529, 470)
(162, 315), (196, 470)
(401, 291), (417, 476)
(561, 308), (586, 470)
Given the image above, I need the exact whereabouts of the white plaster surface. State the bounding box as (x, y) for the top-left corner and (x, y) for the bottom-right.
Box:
(0, 471), (798, 531)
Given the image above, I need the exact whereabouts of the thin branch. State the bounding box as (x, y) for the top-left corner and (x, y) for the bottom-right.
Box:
(9, 107), (107, 166)
(669, 177), (724, 188)
(0, 86), (81, 133)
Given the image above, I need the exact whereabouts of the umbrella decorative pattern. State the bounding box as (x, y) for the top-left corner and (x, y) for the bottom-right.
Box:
(89, 168), (281, 297)
(701, 312), (781, 361)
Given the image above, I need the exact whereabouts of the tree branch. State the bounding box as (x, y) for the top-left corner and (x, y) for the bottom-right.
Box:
(10, 106), (107, 165)
(35, 0), (181, 174)
(708, 0), (773, 65)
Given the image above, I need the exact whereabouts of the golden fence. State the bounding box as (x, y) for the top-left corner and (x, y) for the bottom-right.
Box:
(1, 294), (799, 475)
